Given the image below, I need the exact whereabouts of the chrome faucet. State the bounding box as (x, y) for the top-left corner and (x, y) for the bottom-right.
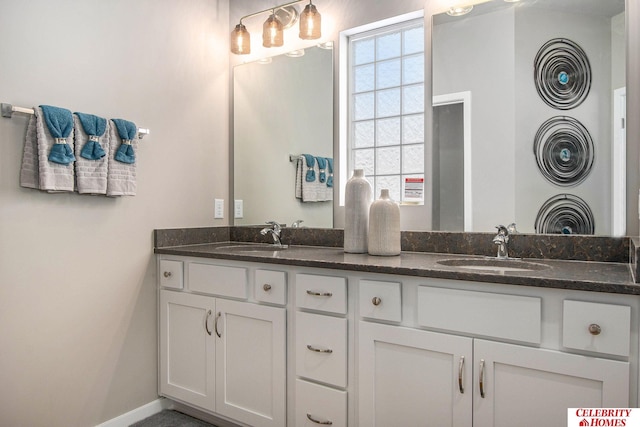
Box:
(260, 221), (286, 247)
(492, 223), (516, 259)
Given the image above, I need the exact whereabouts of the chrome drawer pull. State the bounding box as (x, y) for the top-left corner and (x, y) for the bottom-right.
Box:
(163, 271), (172, 278)
(372, 296), (382, 306)
(458, 356), (465, 394)
(214, 312), (222, 338)
(307, 414), (333, 425)
(263, 284), (272, 291)
(479, 359), (486, 398)
(306, 290), (333, 297)
(205, 310), (212, 336)
(589, 323), (602, 335)
(307, 344), (333, 354)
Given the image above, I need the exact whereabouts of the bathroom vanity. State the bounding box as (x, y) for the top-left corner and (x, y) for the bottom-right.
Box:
(154, 229), (639, 427)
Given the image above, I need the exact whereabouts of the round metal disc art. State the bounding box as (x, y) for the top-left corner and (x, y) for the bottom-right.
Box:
(534, 38), (591, 110)
(533, 116), (594, 186)
(534, 194), (595, 235)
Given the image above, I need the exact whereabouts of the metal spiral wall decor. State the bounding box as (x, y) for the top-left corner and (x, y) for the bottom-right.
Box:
(534, 194), (595, 235)
(533, 116), (594, 186)
(534, 38), (591, 110)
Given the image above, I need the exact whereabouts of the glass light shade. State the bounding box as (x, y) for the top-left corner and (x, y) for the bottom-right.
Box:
(299, 2), (321, 40)
(263, 14), (284, 48)
(230, 23), (250, 55)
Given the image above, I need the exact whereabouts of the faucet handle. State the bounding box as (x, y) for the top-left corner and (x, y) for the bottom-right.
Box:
(495, 225), (508, 234)
(292, 220), (304, 228)
(265, 220), (282, 232)
(507, 223), (517, 234)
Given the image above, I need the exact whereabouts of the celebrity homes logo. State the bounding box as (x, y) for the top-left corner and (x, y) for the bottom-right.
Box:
(568, 408), (640, 426)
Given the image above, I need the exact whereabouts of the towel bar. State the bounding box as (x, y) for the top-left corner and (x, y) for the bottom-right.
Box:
(1, 102), (150, 139)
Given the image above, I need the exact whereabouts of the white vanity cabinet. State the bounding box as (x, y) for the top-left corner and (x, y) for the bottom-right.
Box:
(158, 258), (286, 427)
(357, 277), (634, 427)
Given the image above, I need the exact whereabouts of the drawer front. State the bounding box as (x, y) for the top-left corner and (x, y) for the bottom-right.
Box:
(563, 300), (631, 357)
(359, 279), (401, 322)
(188, 262), (247, 299)
(295, 379), (347, 427)
(255, 269), (287, 306)
(296, 273), (347, 314)
(159, 260), (183, 289)
(296, 311), (348, 388)
(418, 286), (541, 344)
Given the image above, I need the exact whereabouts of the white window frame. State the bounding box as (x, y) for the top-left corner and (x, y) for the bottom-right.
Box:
(339, 10), (425, 206)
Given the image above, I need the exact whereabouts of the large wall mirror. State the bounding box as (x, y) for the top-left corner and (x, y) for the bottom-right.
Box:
(233, 46), (334, 227)
(431, 0), (626, 235)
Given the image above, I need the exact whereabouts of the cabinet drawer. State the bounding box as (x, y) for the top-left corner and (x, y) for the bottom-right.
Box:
(295, 379), (347, 427)
(255, 269), (287, 306)
(563, 300), (631, 357)
(159, 260), (183, 289)
(296, 273), (347, 314)
(418, 286), (541, 344)
(296, 311), (347, 388)
(188, 263), (247, 299)
(359, 279), (401, 322)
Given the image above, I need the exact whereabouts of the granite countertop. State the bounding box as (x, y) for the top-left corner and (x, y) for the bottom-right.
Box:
(155, 242), (640, 295)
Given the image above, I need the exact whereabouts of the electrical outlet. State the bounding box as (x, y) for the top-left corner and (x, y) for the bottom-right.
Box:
(214, 199), (224, 219)
(234, 200), (243, 219)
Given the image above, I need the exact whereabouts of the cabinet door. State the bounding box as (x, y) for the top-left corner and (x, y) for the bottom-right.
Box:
(159, 290), (215, 411)
(358, 321), (472, 427)
(473, 339), (630, 427)
(215, 299), (286, 427)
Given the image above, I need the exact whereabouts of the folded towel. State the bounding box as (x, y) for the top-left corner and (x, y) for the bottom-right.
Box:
(326, 158), (333, 188)
(316, 156), (327, 183)
(19, 106), (75, 192)
(73, 113), (109, 194)
(295, 154), (333, 203)
(302, 154), (315, 182)
(106, 119), (137, 196)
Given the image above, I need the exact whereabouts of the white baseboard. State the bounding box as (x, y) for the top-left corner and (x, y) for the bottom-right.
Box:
(95, 397), (171, 427)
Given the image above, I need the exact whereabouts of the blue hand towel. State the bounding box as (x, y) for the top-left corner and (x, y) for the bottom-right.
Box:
(75, 112), (107, 160)
(316, 156), (327, 183)
(40, 105), (75, 165)
(326, 158), (333, 188)
(303, 154), (316, 182)
(111, 119), (137, 164)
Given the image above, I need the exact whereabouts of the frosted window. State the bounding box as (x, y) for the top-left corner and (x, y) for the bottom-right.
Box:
(354, 92), (375, 120)
(354, 148), (375, 175)
(355, 64), (375, 93)
(377, 59), (401, 89)
(348, 18), (424, 203)
(354, 39), (375, 65)
(377, 88), (401, 118)
(403, 114), (424, 143)
(354, 121), (375, 148)
(377, 146), (401, 175)
(376, 118), (401, 146)
(403, 84), (424, 115)
(377, 32), (401, 60)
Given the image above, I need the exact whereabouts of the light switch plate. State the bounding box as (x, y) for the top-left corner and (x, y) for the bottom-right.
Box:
(234, 200), (243, 219)
(214, 199), (224, 219)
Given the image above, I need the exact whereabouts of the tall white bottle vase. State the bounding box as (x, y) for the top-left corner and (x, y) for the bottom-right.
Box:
(368, 189), (401, 256)
(344, 169), (372, 253)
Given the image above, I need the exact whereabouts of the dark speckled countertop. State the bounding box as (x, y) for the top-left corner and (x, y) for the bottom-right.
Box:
(155, 241), (639, 296)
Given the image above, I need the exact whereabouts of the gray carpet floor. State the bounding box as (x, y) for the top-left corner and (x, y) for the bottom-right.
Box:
(130, 410), (217, 427)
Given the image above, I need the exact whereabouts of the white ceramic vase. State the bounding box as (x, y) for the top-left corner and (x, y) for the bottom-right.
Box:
(368, 189), (401, 256)
(344, 169), (372, 253)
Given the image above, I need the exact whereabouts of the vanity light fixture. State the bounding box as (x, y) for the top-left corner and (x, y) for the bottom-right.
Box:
(230, 0), (323, 55)
(446, 4), (473, 16)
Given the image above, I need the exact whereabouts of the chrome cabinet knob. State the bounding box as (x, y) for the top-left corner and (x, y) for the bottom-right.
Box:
(372, 297), (382, 306)
(163, 271), (172, 278)
(263, 284), (272, 291)
(588, 323), (602, 335)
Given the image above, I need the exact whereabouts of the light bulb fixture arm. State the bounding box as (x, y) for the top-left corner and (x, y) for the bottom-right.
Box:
(237, 0), (306, 25)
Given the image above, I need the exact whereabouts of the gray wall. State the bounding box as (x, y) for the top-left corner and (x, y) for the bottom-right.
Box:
(0, 1), (229, 425)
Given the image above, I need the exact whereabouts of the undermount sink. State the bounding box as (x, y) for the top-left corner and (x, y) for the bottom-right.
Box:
(215, 243), (288, 252)
(437, 258), (550, 273)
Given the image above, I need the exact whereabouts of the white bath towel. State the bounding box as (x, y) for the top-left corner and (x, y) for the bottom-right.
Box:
(106, 120), (137, 196)
(19, 106), (75, 192)
(73, 115), (109, 194)
(295, 157), (333, 202)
